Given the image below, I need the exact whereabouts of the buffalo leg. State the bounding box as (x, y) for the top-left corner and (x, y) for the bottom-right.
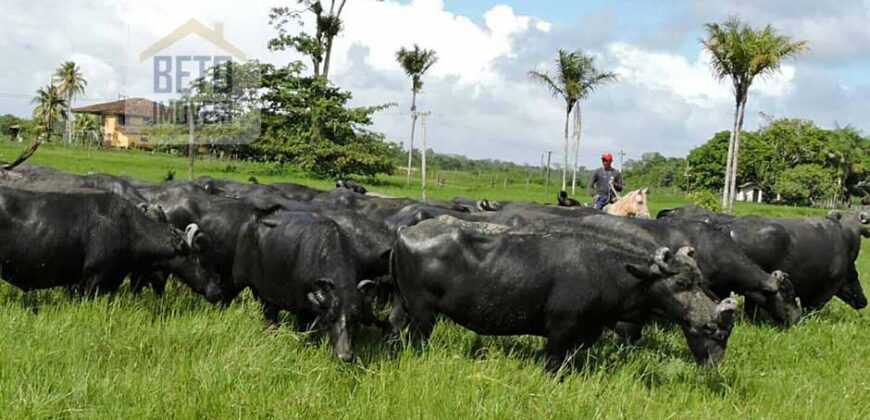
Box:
(262, 302), (281, 328)
(387, 297), (410, 339)
(743, 294), (763, 320)
(80, 270), (123, 298)
(835, 267), (868, 310)
(613, 321), (643, 345)
(404, 304), (436, 347)
(545, 323), (603, 373)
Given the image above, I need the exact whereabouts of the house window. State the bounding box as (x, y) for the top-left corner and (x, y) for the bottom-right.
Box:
(118, 114), (126, 126)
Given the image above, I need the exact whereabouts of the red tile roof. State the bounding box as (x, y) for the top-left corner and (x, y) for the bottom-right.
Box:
(72, 98), (169, 119)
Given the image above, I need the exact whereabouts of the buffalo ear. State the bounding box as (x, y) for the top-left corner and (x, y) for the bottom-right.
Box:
(357, 280), (377, 305)
(193, 232), (213, 254)
(308, 278), (337, 308)
(826, 210), (842, 221)
(625, 262), (663, 282)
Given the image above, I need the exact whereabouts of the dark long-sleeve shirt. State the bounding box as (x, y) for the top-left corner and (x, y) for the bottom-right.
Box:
(588, 167), (623, 199)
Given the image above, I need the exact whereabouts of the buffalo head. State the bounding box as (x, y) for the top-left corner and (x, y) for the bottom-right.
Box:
(827, 210), (870, 238)
(169, 223), (223, 303)
(755, 270), (802, 326)
(627, 246), (737, 365)
(307, 278), (377, 363)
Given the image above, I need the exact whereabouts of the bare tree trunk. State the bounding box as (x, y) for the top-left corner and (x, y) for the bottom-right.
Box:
(405, 90), (418, 187)
(562, 106), (570, 192)
(571, 104), (582, 195)
(421, 112), (428, 201)
(323, 39), (334, 78)
(722, 101), (740, 211)
(2, 138), (43, 171)
(4, 111), (51, 170)
(188, 102), (195, 181)
(727, 99), (747, 212)
(65, 98), (73, 145)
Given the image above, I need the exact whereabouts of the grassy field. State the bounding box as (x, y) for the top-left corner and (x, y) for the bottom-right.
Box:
(0, 142), (867, 419)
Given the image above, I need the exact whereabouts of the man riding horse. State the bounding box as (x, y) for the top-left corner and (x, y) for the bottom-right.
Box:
(588, 152), (623, 210)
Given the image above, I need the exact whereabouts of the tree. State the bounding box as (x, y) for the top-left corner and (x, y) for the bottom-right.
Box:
(395, 44), (438, 187)
(3, 85), (66, 170)
(774, 164), (834, 205)
(702, 17), (808, 212)
(255, 62), (395, 179)
(54, 61), (87, 145)
(268, 1), (382, 79)
(74, 114), (100, 146)
(529, 49), (616, 192)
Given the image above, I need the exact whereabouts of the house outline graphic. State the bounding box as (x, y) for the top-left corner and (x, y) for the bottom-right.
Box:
(138, 18), (246, 62)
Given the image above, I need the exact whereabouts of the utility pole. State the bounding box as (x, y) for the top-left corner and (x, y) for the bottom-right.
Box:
(544, 150), (553, 200)
(187, 100), (195, 181)
(618, 150), (627, 171)
(419, 111), (431, 201)
(405, 110), (418, 187)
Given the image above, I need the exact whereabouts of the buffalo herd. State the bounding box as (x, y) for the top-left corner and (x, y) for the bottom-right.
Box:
(0, 163), (867, 371)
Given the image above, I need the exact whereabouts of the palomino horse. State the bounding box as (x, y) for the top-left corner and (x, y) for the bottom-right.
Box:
(605, 188), (651, 218)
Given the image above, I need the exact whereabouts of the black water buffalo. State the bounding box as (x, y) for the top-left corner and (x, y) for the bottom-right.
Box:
(450, 197), (501, 213)
(561, 214), (801, 326)
(335, 180), (367, 194)
(659, 206), (869, 310)
(313, 188), (416, 224)
(232, 211), (375, 362)
(1, 165), (146, 204)
(0, 186), (222, 301)
(383, 202), (482, 232)
(390, 216), (738, 370)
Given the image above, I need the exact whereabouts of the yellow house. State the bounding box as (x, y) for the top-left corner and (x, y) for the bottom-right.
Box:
(73, 98), (168, 149)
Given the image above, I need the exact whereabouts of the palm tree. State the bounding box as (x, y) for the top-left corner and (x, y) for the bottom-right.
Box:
(3, 85), (66, 170)
(703, 17), (808, 212)
(396, 44), (438, 187)
(33, 85), (67, 140)
(529, 49), (616, 193)
(75, 114), (100, 146)
(54, 61), (87, 145)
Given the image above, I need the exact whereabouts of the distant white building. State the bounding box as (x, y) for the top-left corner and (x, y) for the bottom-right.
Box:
(736, 182), (764, 203)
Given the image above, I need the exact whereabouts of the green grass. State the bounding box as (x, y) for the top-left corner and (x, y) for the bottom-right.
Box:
(0, 142), (867, 418)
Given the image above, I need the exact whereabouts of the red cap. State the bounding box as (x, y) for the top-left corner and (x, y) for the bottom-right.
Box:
(602, 153), (613, 162)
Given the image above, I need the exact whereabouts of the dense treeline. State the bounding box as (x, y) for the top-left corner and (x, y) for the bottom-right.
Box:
(625, 118), (870, 206)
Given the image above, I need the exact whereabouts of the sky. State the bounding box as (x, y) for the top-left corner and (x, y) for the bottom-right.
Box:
(1, 0), (869, 168)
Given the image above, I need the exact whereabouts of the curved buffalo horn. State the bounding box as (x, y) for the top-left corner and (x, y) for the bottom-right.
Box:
(653, 247), (672, 269)
(676, 246), (696, 260)
(716, 297), (739, 327)
(826, 210), (843, 221)
(307, 291), (326, 307)
(860, 212), (869, 225)
(357, 279), (376, 290)
(184, 224), (201, 246)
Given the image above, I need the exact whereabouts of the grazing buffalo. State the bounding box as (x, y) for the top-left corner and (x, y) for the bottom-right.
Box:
(233, 211), (375, 362)
(659, 206), (869, 310)
(390, 216), (738, 370)
(563, 214), (801, 326)
(0, 186), (222, 301)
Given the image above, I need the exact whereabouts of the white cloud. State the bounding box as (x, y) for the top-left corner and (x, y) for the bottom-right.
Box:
(333, 0), (548, 85)
(607, 43), (796, 107)
(0, 0), (866, 169)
